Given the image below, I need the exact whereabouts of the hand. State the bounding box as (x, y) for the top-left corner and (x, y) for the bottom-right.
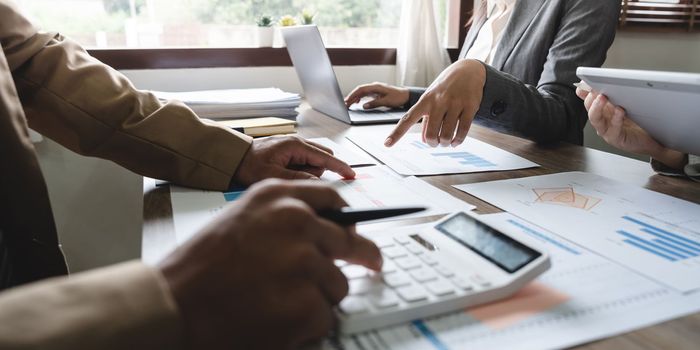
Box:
(344, 82), (410, 109)
(385, 59), (486, 148)
(576, 87), (686, 169)
(159, 180), (383, 349)
(233, 135), (355, 185)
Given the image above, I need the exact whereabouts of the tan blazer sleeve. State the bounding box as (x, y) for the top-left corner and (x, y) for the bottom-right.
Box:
(1, 0), (252, 191)
(0, 261), (184, 350)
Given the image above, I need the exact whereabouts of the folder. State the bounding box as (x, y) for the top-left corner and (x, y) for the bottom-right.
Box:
(212, 117), (296, 137)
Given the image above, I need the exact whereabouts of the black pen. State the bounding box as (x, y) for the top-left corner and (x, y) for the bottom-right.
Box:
(317, 206), (426, 225)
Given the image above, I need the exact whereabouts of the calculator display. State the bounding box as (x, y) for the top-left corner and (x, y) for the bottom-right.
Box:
(435, 213), (540, 273)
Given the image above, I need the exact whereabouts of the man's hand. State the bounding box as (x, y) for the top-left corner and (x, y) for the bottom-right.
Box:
(385, 59), (486, 148)
(344, 82), (410, 110)
(233, 136), (355, 185)
(576, 86), (685, 169)
(158, 180), (382, 349)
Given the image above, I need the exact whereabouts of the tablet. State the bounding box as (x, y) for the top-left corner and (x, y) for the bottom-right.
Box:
(576, 67), (700, 155)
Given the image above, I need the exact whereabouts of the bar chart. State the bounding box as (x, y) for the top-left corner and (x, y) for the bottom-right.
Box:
(349, 133), (538, 176)
(618, 215), (700, 262)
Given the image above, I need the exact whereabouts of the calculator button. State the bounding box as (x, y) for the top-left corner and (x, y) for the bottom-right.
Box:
(380, 260), (398, 274)
(450, 276), (474, 291)
(396, 285), (428, 302)
(394, 256), (422, 270)
(419, 254), (439, 266)
(349, 278), (374, 295)
(340, 296), (368, 314)
(381, 246), (409, 259)
(434, 265), (455, 277)
(409, 268), (438, 283)
(405, 243), (424, 255)
(425, 279), (455, 296)
(342, 265), (367, 280)
(368, 289), (401, 309)
(373, 236), (396, 248)
(383, 273), (412, 288)
(394, 235), (413, 245)
(470, 274), (492, 287)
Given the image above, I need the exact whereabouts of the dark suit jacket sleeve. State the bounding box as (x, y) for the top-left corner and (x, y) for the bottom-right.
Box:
(2, 2), (252, 191)
(651, 154), (700, 182)
(406, 1), (619, 145)
(475, 1), (619, 144)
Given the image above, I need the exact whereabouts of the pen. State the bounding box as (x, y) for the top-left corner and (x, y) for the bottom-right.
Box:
(318, 206), (426, 225)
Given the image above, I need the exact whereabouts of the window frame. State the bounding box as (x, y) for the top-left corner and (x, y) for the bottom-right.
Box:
(88, 0), (474, 69)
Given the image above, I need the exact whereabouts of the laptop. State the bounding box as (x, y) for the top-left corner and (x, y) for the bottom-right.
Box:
(282, 25), (405, 125)
(577, 67), (700, 155)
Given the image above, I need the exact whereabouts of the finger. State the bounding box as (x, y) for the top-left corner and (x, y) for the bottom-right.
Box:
(290, 165), (326, 178)
(314, 262), (349, 305)
(276, 168), (320, 181)
(385, 107), (424, 147)
(363, 97), (389, 109)
(451, 113), (474, 146)
(423, 105), (447, 147)
(304, 139), (334, 155)
(607, 106), (626, 140)
(575, 87), (590, 100)
(306, 218), (382, 271)
(294, 289), (335, 347)
(344, 85), (383, 107)
(588, 94), (608, 135)
(583, 91), (599, 111)
(439, 106), (462, 147)
(290, 142), (356, 179)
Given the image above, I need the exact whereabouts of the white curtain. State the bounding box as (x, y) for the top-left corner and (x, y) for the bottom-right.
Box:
(396, 0), (452, 87)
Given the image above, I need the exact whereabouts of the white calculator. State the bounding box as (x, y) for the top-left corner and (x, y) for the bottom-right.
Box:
(336, 211), (551, 334)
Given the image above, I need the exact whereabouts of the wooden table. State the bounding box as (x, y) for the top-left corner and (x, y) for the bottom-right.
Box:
(143, 105), (700, 349)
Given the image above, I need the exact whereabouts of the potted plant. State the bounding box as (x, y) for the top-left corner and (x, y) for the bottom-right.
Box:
(300, 9), (316, 25)
(255, 15), (274, 47)
(276, 15), (298, 47)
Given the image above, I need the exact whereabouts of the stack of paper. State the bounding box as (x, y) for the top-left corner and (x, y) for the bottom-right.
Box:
(152, 88), (301, 119)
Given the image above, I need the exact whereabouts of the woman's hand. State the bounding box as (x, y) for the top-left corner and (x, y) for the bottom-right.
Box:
(344, 82), (410, 110)
(576, 86), (686, 169)
(385, 59), (486, 147)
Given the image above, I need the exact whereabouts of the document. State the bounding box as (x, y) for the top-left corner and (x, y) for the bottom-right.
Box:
(455, 171), (700, 293)
(152, 88), (301, 119)
(320, 166), (474, 220)
(347, 132), (538, 176)
(327, 213), (700, 350)
(171, 166), (473, 244)
(307, 137), (377, 167)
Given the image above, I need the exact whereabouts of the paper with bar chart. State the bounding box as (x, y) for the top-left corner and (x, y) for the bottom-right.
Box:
(455, 171), (700, 293)
(171, 166), (474, 244)
(329, 213), (700, 350)
(347, 132), (538, 175)
(306, 137), (377, 167)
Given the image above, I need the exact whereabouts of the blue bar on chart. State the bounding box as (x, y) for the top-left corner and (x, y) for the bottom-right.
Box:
(507, 219), (581, 255)
(223, 184), (247, 202)
(223, 191), (245, 202)
(431, 151), (496, 167)
(617, 215), (700, 262)
(410, 140), (431, 150)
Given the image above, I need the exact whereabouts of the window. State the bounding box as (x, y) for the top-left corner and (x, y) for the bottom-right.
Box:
(620, 0), (699, 32)
(17, 0), (471, 68)
(19, 0), (452, 48)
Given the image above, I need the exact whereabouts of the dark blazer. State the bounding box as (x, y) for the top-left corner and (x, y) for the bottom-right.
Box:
(408, 0), (621, 145)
